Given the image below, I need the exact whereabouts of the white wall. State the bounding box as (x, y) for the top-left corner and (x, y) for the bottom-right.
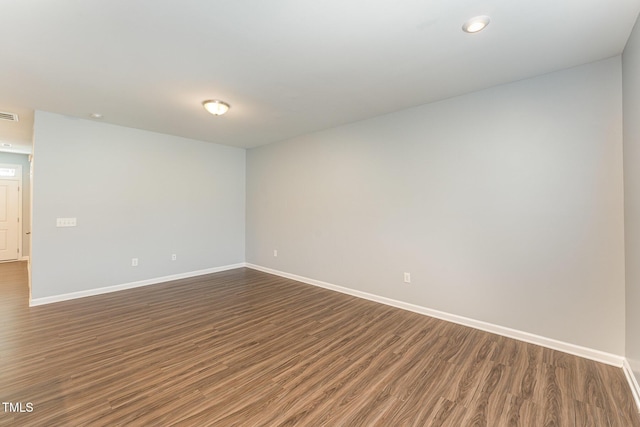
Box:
(247, 57), (625, 355)
(31, 111), (245, 299)
(623, 13), (640, 383)
(0, 152), (30, 257)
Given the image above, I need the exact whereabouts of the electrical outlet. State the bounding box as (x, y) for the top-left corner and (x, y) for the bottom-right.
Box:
(171, 254), (177, 261)
(132, 258), (139, 267)
(404, 272), (411, 283)
(273, 249), (278, 257)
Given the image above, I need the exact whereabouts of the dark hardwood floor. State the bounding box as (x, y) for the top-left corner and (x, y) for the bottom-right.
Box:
(0, 261), (638, 426)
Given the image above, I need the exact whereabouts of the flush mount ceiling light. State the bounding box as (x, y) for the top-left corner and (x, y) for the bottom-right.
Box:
(89, 113), (103, 119)
(463, 15), (490, 33)
(202, 100), (230, 116)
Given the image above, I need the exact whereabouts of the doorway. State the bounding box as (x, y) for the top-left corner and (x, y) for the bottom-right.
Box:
(0, 163), (23, 262)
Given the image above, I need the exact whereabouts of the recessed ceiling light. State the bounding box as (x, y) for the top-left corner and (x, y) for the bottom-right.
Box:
(202, 100), (230, 116)
(90, 113), (103, 119)
(1, 143), (12, 147)
(462, 15), (490, 33)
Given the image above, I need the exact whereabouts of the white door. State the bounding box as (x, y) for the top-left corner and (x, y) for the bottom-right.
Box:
(0, 179), (20, 261)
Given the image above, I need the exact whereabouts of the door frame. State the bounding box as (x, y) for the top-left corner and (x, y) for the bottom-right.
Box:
(0, 163), (23, 262)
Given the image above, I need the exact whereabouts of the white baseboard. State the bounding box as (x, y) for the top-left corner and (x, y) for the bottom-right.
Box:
(20, 256), (29, 262)
(623, 359), (640, 413)
(29, 263), (245, 307)
(246, 263), (625, 368)
(0, 258), (28, 264)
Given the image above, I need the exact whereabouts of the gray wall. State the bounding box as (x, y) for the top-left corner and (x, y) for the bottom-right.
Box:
(0, 152), (31, 258)
(32, 111), (245, 299)
(623, 13), (640, 383)
(247, 57), (625, 355)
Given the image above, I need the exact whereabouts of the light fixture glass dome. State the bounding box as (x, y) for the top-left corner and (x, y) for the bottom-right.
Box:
(203, 100), (230, 116)
(462, 15), (490, 33)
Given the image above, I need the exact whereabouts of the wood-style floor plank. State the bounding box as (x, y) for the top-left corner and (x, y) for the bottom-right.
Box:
(0, 261), (639, 426)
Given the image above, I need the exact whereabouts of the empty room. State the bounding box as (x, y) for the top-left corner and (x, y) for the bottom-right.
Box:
(2, 1), (640, 425)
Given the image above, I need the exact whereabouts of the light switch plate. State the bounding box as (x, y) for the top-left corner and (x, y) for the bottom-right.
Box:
(56, 217), (77, 227)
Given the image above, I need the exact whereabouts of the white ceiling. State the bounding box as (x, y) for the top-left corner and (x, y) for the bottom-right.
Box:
(1, 1), (639, 150)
